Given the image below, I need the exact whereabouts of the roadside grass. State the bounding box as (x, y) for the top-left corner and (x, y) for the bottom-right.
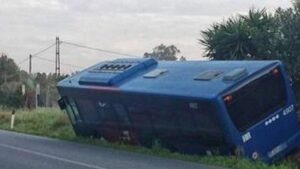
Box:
(0, 108), (75, 139)
(0, 108), (299, 169)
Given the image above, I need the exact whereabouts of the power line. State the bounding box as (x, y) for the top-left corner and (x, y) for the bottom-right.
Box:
(31, 43), (56, 57)
(61, 41), (141, 58)
(16, 42), (57, 71)
(16, 42), (56, 67)
(18, 39), (141, 74)
(17, 57), (30, 65)
(34, 56), (83, 69)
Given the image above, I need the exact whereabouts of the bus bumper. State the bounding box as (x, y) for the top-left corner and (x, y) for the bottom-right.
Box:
(266, 130), (300, 162)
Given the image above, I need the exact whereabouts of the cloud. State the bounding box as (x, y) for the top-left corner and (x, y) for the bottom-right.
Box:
(0, 0), (292, 73)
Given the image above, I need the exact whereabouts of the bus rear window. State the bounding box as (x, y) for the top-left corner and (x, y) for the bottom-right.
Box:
(224, 67), (286, 131)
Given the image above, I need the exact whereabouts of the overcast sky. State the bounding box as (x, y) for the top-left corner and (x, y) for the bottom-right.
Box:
(0, 0), (292, 73)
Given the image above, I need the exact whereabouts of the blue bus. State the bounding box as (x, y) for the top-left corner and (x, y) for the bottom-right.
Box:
(57, 58), (300, 162)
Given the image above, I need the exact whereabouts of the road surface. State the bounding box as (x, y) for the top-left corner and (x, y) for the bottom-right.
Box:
(0, 130), (224, 169)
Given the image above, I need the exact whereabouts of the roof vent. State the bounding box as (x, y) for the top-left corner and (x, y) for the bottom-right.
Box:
(194, 70), (223, 81)
(144, 69), (168, 78)
(223, 68), (248, 81)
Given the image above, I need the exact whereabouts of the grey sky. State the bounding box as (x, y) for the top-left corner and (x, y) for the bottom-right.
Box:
(0, 0), (292, 73)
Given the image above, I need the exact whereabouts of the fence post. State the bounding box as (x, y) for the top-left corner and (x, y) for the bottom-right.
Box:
(10, 110), (15, 129)
(36, 83), (40, 109)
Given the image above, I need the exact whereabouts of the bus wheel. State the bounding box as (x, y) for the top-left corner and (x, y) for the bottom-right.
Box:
(252, 151), (259, 160)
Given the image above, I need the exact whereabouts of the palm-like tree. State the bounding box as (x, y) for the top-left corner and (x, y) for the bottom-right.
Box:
(200, 8), (278, 60)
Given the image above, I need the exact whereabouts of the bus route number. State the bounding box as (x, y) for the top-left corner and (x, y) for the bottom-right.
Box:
(283, 105), (294, 116)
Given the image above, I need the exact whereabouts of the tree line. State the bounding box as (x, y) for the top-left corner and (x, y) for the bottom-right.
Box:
(0, 53), (67, 109)
(199, 1), (300, 84)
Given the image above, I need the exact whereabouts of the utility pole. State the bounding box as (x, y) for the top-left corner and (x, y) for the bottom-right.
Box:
(29, 54), (32, 74)
(55, 36), (60, 76)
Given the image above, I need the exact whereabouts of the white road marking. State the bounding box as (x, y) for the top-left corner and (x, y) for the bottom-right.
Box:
(0, 143), (107, 169)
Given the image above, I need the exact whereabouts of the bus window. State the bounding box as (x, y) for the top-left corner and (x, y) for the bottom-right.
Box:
(95, 101), (121, 142)
(177, 110), (195, 133)
(76, 99), (97, 123)
(127, 106), (152, 129)
(127, 105), (154, 147)
(177, 102), (224, 142)
(65, 99), (75, 123)
(193, 104), (222, 133)
(96, 101), (118, 124)
(64, 98), (82, 123)
(113, 104), (131, 127)
(151, 108), (178, 133)
(225, 67), (286, 131)
(69, 98), (82, 122)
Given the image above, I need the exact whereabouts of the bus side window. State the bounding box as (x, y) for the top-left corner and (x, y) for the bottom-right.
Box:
(127, 105), (153, 132)
(76, 99), (98, 123)
(113, 104), (131, 127)
(64, 97), (81, 124)
(69, 98), (82, 122)
(177, 110), (196, 133)
(97, 101), (118, 124)
(151, 108), (178, 132)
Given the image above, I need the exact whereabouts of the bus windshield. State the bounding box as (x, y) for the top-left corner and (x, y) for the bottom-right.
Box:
(224, 67), (286, 131)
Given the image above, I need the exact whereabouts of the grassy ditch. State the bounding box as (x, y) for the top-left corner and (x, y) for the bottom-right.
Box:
(0, 108), (299, 169)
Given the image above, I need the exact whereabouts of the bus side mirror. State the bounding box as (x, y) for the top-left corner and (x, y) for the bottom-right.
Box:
(58, 98), (66, 110)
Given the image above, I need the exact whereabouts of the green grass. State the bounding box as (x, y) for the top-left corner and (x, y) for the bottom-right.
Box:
(0, 108), (75, 139)
(0, 108), (299, 169)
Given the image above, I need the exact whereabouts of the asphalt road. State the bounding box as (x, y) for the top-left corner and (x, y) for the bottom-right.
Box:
(0, 130), (224, 169)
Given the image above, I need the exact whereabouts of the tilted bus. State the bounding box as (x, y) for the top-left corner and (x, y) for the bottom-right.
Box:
(57, 58), (300, 162)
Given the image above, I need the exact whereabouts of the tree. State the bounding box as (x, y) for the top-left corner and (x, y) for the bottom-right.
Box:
(144, 44), (181, 61)
(0, 53), (69, 108)
(199, 3), (300, 98)
(275, 2), (300, 81)
(200, 8), (279, 60)
(0, 82), (24, 108)
(179, 56), (187, 61)
(0, 53), (25, 108)
(200, 18), (250, 60)
(0, 53), (20, 85)
(199, 5), (300, 80)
